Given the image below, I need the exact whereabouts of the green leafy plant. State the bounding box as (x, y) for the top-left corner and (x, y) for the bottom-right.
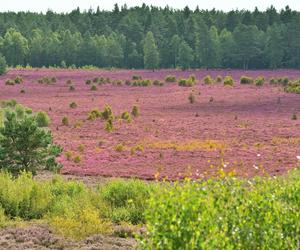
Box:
(35, 111), (50, 127)
(131, 105), (140, 118)
(0, 112), (61, 176)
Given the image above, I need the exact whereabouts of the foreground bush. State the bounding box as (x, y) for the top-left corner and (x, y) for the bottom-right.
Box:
(97, 179), (151, 224)
(139, 169), (300, 249)
(0, 172), (150, 238)
(0, 111), (62, 175)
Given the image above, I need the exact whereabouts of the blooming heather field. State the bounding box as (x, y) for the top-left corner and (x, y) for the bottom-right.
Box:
(1, 69), (300, 180)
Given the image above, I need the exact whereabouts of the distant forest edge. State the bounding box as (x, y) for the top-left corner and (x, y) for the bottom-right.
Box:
(0, 4), (300, 70)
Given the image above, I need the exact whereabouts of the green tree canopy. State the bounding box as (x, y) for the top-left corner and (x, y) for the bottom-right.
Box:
(143, 31), (159, 70)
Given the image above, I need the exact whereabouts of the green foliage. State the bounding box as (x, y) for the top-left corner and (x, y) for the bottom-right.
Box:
(178, 76), (195, 87)
(90, 84), (97, 91)
(284, 81), (300, 94)
(101, 104), (114, 120)
(14, 76), (23, 84)
(224, 75), (234, 86)
(292, 112), (297, 120)
(105, 118), (114, 132)
(132, 75), (142, 80)
(38, 76), (56, 85)
(215, 75), (222, 83)
(0, 111), (61, 176)
(0, 6), (299, 69)
(165, 75), (177, 82)
(69, 84), (75, 91)
(131, 105), (140, 118)
(178, 40), (194, 70)
(143, 31), (159, 70)
(240, 75), (254, 84)
(153, 79), (163, 86)
(255, 76), (265, 86)
(62, 116), (69, 126)
(35, 111), (50, 127)
(203, 75), (213, 84)
(0, 55), (7, 75)
(114, 143), (125, 152)
(139, 170), (300, 249)
(97, 179), (151, 224)
(121, 111), (132, 123)
(87, 108), (101, 121)
(5, 79), (14, 86)
(69, 102), (77, 109)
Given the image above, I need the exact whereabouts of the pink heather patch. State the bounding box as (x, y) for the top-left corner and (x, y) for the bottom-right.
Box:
(1, 68), (300, 180)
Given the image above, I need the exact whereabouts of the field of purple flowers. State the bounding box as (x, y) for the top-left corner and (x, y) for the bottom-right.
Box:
(1, 68), (299, 180)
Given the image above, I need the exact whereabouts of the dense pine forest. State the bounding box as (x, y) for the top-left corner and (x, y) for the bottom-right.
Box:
(0, 4), (300, 69)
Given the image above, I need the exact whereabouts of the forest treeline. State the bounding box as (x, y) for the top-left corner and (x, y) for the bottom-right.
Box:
(0, 4), (300, 69)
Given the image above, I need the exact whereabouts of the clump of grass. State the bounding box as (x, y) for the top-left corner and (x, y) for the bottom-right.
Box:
(38, 76), (56, 85)
(240, 76), (254, 84)
(121, 111), (132, 123)
(153, 80), (164, 86)
(64, 151), (73, 160)
(87, 109), (101, 121)
(114, 143), (125, 152)
(35, 111), (50, 127)
(69, 102), (77, 109)
(77, 144), (85, 153)
(86, 79), (92, 85)
(292, 112), (297, 120)
(62, 116), (69, 126)
(105, 118), (114, 132)
(73, 155), (81, 164)
(66, 79), (73, 85)
(131, 105), (140, 118)
(91, 84), (97, 91)
(179, 75), (196, 87)
(14, 75), (23, 84)
(224, 76), (234, 86)
(69, 84), (75, 91)
(132, 75), (142, 80)
(165, 75), (177, 82)
(215, 75), (222, 83)
(255, 76), (265, 86)
(5, 79), (14, 85)
(203, 75), (213, 84)
(188, 92), (195, 104)
(131, 144), (144, 155)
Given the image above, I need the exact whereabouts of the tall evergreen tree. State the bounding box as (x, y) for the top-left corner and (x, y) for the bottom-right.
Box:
(143, 31), (159, 70)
